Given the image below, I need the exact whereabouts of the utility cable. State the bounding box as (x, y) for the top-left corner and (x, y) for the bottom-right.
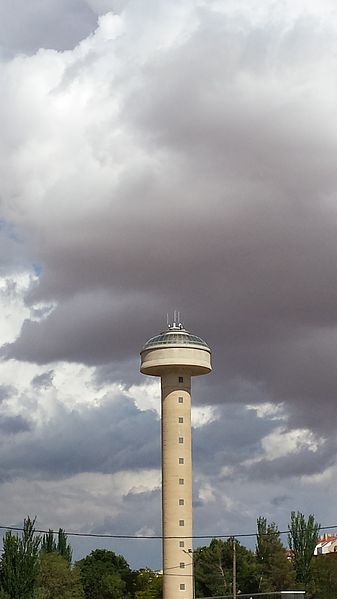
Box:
(0, 523), (335, 540)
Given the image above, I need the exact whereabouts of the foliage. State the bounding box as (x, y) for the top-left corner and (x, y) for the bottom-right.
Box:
(0, 516), (41, 599)
(134, 568), (162, 599)
(288, 511), (320, 586)
(0, 512), (326, 599)
(194, 537), (258, 597)
(57, 529), (73, 565)
(41, 531), (55, 555)
(308, 554), (337, 599)
(256, 516), (296, 592)
(76, 549), (132, 599)
(41, 529), (72, 565)
(36, 553), (83, 599)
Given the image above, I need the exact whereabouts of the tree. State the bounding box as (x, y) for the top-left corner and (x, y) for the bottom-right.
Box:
(0, 516), (41, 599)
(41, 529), (72, 565)
(57, 530), (72, 565)
(134, 568), (162, 599)
(36, 553), (83, 599)
(288, 511), (320, 586)
(76, 549), (132, 599)
(256, 516), (296, 592)
(308, 554), (337, 599)
(41, 531), (55, 555)
(194, 538), (258, 597)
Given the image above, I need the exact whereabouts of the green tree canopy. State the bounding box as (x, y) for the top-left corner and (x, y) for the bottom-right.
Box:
(76, 549), (132, 599)
(0, 516), (41, 599)
(308, 554), (337, 599)
(256, 516), (296, 592)
(194, 537), (258, 597)
(288, 511), (320, 586)
(41, 531), (55, 555)
(41, 529), (72, 565)
(134, 568), (162, 599)
(36, 553), (84, 599)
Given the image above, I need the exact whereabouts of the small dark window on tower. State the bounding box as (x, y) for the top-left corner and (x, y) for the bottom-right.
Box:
(178, 397), (183, 403)
(179, 457), (184, 464)
(179, 540), (185, 547)
(179, 499), (184, 505)
(179, 437), (184, 444)
(179, 520), (185, 526)
(179, 417), (184, 423)
(180, 562), (185, 569)
(180, 583), (185, 590)
(179, 377), (184, 383)
(179, 478), (184, 485)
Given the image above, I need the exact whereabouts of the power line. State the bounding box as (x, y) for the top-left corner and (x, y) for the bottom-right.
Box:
(0, 523), (335, 540)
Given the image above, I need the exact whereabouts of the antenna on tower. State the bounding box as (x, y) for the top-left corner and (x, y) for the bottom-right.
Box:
(166, 313), (169, 327)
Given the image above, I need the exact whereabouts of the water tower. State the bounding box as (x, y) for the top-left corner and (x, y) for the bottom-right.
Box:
(140, 315), (212, 599)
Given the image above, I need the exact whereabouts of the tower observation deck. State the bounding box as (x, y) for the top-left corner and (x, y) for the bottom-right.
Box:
(140, 318), (212, 599)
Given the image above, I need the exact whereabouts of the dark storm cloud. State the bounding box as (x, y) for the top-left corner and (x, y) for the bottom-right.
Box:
(2, 0), (337, 437)
(0, 395), (287, 485)
(0, 395), (160, 480)
(193, 404), (279, 476)
(2, 290), (162, 365)
(0, 414), (31, 434)
(243, 440), (337, 481)
(0, 0), (101, 57)
(193, 405), (337, 484)
(271, 495), (290, 507)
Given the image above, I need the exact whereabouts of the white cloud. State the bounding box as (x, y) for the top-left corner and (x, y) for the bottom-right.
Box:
(0, 272), (35, 344)
(261, 427), (321, 460)
(192, 405), (218, 428)
(246, 402), (287, 421)
(198, 483), (216, 504)
(127, 381), (161, 415)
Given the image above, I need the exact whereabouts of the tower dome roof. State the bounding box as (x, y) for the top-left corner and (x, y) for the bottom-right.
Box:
(141, 323), (210, 353)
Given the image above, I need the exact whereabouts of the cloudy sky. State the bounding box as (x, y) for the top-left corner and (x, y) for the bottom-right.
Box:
(1, 0), (337, 569)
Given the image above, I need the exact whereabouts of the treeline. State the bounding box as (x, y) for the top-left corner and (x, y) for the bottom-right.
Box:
(0, 513), (335, 599)
(0, 517), (161, 599)
(195, 512), (334, 599)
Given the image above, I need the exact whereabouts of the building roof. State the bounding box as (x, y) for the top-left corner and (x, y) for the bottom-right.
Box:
(142, 323), (210, 353)
(314, 534), (337, 555)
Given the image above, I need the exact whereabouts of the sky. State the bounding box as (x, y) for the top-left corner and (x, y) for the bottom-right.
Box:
(1, 0), (337, 570)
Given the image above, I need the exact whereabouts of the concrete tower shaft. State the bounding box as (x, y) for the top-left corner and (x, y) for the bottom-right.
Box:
(140, 322), (211, 599)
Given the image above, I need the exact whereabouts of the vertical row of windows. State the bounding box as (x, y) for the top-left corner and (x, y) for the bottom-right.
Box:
(178, 384), (185, 571)
(178, 396), (184, 451)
